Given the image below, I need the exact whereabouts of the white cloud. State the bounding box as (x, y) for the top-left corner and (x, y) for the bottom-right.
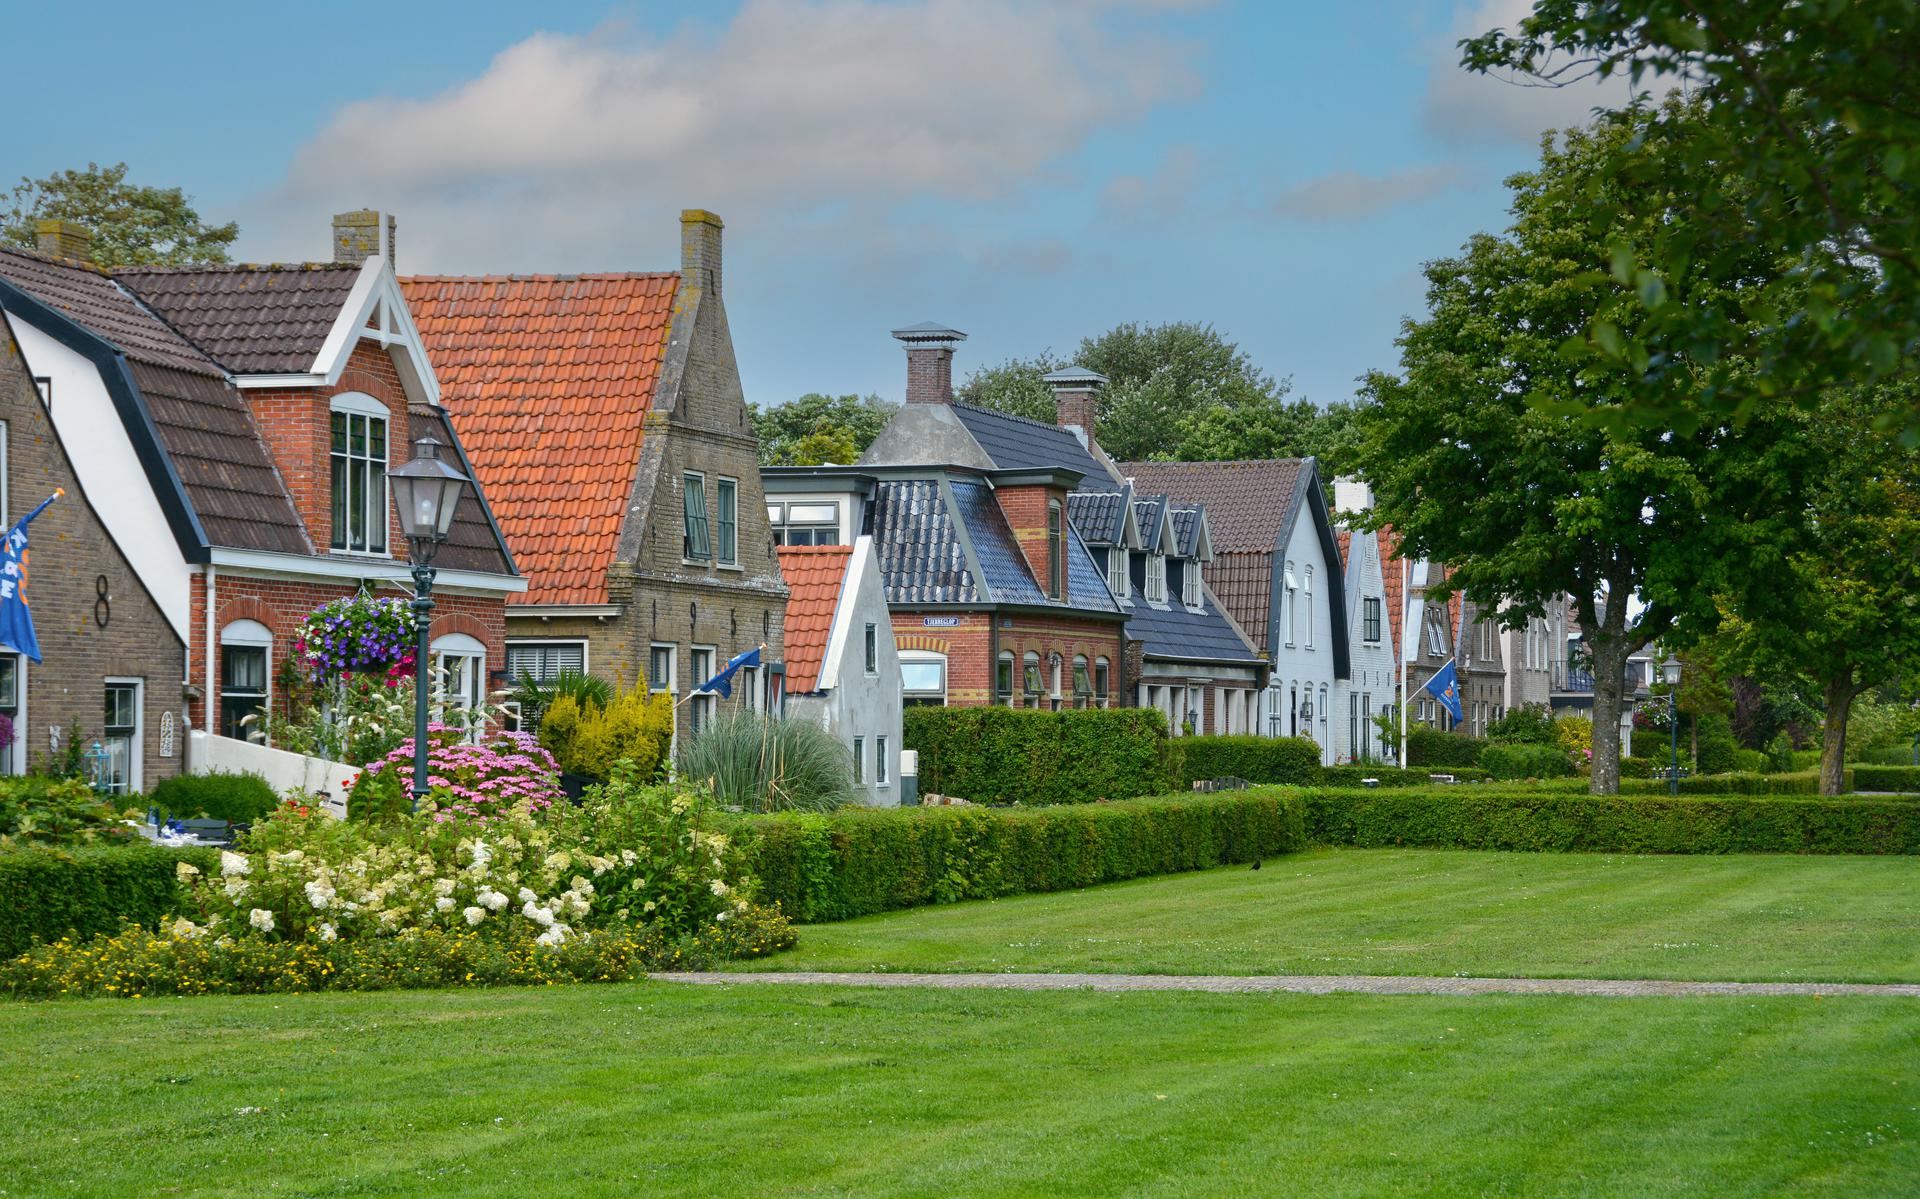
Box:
(251, 0), (1198, 271)
(1421, 0), (1642, 145)
(1099, 143), (1203, 223)
(1271, 164), (1464, 222)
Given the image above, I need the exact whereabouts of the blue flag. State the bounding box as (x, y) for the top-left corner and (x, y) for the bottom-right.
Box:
(0, 491), (59, 663)
(696, 645), (761, 698)
(1422, 659), (1465, 724)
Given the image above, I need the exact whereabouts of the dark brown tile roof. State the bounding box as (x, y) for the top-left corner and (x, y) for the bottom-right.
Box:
(116, 264), (363, 374)
(1207, 550), (1274, 652)
(411, 404), (515, 577)
(0, 246), (223, 375)
(128, 361), (310, 555)
(1119, 459), (1307, 553)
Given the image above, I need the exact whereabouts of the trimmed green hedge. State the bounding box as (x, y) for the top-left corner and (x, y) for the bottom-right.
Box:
(1318, 765), (1491, 787)
(1854, 746), (1919, 767)
(740, 790), (1307, 923)
(903, 707), (1173, 804)
(1851, 765), (1920, 793)
(1174, 736), (1322, 786)
(0, 845), (217, 959)
(1479, 743), (1575, 780)
(149, 771), (278, 824)
(1617, 770), (1840, 796)
(1305, 788), (1920, 855)
(1406, 726), (1485, 768)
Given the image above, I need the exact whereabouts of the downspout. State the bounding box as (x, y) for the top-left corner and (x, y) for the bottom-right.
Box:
(204, 564), (217, 734)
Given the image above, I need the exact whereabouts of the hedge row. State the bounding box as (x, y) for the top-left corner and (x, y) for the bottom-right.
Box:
(1850, 765), (1920, 793)
(1616, 770), (1841, 796)
(1405, 726), (1487, 768)
(739, 790), (1307, 923)
(1318, 765), (1491, 787)
(904, 707), (1173, 804)
(1305, 788), (1920, 855)
(0, 845), (216, 959)
(1479, 743), (1576, 781)
(1174, 736), (1322, 785)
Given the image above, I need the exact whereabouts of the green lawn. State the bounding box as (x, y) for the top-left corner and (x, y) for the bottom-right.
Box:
(2, 983), (1915, 1197)
(737, 847), (1920, 982)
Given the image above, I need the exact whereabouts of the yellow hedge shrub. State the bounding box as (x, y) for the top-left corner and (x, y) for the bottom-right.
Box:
(542, 682), (673, 780)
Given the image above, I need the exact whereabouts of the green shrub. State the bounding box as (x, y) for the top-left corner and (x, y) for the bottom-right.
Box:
(0, 776), (135, 847)
(1486, 704), (1558, 744)
(1850, 765), (1920, 793)
(1617, 770), (1841, 796)
(0, 907), (794, 1000)
(739, 789), (1307, 923)
(1852, 745), (1919, 767)
(1731, 748), (1770, 774)
(1175, 736), (1321, 785)
(1766, 732), (1797, 773)
(904, 707), (1172, 804)
(541, 682), (673, 781)
(1694, 714), (1741, 776)
(1305, 787), (1920, 855)
(148, 771), (278, 824)
(1618, 755), (1654, 779)
(1405, 726), (1485, 767)
(674, 708), (854, 812)
(1318, 765), (1491, 787)
(1478, 743), (1575, 780)
(0, 845), (215, 959)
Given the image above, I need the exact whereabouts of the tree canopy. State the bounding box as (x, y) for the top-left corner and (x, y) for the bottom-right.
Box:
(1354, 100), (1815, 794)
(752, 393), (897, 466)
(1462, 1), (1919, 430)
(2, 162), (238, 266)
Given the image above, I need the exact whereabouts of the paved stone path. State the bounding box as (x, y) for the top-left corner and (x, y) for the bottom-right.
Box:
(651, 971), (1920, 998)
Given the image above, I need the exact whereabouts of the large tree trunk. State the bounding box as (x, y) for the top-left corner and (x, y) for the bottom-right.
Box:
(1588, 635), (1628, 795)
(1819, 675), (1857, 797)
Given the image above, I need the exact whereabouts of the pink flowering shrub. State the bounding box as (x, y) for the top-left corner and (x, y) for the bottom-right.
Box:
(361, 725), (565, 821)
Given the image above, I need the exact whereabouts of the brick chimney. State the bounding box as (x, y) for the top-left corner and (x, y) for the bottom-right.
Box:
(1044, 365), (1108, 449)
(891, 322), (967, 404)
(34, 219), (92, 262)
(681, 209), (723, 294)
(332, 210), (395, 266)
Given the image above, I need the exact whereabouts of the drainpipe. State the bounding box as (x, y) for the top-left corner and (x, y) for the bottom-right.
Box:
(204, 564), (217, 734)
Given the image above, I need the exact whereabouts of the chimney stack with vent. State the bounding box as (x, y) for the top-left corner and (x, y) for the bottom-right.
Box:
(332, 210), (395, 267)
(681, 209), (724, 294)
(1045, 365), (1107, 449)
(891, 322), (966, 404)
(34, 220), (92, 262)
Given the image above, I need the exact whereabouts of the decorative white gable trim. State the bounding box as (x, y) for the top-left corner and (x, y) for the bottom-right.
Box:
(231, 258), (442, 406)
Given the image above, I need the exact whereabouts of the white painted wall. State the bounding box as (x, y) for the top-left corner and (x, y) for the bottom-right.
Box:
(799, 536), (904, 804)
(1336, 528), (1398, 764)
(188, 730), (350, 819)
(4, 312), (194, 642)
(1263, 500), (1340, 763)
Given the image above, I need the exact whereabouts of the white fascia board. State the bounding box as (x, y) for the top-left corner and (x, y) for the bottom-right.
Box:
(267, 259), (442, 407)
(207, 547), (525, 595)
(232, 373), (328, 390)
(506, 604), (624, 620)
(816, 539), (869, 693)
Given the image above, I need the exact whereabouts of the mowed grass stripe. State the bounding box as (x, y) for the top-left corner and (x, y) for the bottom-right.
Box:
(733, 846), (1920, 982)
(1, 983), (1914, 1197)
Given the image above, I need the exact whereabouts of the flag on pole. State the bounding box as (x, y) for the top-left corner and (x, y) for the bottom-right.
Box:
(1422, 659), (1465, 724)
(0, 490), (61, 663)
(695, 645), (762, 698)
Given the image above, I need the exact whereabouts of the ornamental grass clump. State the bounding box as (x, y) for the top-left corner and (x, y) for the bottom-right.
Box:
(675, 709), (855, 813)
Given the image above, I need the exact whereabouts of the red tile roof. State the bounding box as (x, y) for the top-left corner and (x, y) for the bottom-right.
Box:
(400, 272), (680, 605)
(777, 546), (854, 693)
(1377, 526), (1406, 659)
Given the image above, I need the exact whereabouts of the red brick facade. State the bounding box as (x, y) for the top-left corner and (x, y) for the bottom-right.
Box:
(187, 571), (507, 731)
(890, 611), (1124, 708)
(993, 484), (1071, 603)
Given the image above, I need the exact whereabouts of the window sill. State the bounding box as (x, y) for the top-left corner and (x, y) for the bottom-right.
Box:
(328, 549), (396, 562)
(716, 562), (744, 572)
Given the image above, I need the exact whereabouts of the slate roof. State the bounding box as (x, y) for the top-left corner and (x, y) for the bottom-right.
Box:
(412, 405), (515, 577)
(116, 264), (363, 374)
(1066, 489), (1129, 545)
(1133, 496), (1167, 552)
(1126, 592), (1265, 666)
(1121, 459), (1307, 553)
(948, 402), (1111, 487)
(401, 272), (680, 606)
(1169, 506), (1202, 558)
(0, 246), (310, 555)
(873, 479), (978, 604)
(776, 546), (853, 693)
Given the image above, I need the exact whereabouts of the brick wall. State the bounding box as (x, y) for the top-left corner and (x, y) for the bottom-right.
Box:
(993, 484), (1070, 602)
(187, 572), (506, 732)
(1, 328), (187, 784)
(891, 610), (1125, 708)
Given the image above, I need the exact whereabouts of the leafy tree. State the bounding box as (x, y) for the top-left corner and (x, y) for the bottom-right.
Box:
(1462, 2), (1919, 428)
(1354, 102), (1814, 794)
(955, 353), (1064, 424)
(1717, 382), (1920, 793)
(753, 393), (897, 466)
(2, 162), (238, 266)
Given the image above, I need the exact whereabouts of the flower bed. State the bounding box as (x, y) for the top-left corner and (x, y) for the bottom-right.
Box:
(354, 726), (566, 822)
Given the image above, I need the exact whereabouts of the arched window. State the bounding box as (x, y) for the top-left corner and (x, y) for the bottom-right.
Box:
(1072, 655), (1091, 708)
(430, 632), (486, 735)
(899, 651), (948, 707)
(329, 392), (390, 554)
(1093, 656), (1111, 708)
(219, 619), (272, 741)
(996, 651), (1015, 706)
(1048, 653), (1064, 711)
(1023, 651), (1042, 703)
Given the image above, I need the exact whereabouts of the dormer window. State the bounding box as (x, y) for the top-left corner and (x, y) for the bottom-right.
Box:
(1146, 553), (1167, 603)
(1047, 501), (1065, 600)
(1182, 560), (1201, 608)
(329, 394), (389, 554)
(1107, 547), (1129, 601)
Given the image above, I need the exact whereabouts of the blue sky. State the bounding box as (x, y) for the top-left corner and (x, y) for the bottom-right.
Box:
(7, 0), (1624, 411)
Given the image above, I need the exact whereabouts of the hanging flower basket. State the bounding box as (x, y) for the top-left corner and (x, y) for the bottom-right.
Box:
(293, 594), (418, 684)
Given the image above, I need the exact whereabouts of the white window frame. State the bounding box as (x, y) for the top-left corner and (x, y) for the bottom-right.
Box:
(429, 632), (487, 738)
(648, 643), (678, 695)
(103, 677), (143, 794)
(864, 623), (878, 676)
(1285, 561), (1297, 646)
(769, 499), (843, 546)
(1146, 553), (1167, 604)
(716, 476), (739, 566)
(852, 735), (865, 784)
(900, 650), (948, 707)
(689, 645), (717, 730)
(1093, 656), (1111, 708)
(328, 392), (391, 557)
(876, 735), (890, 787)
(683, 471), (711, 562)
(996, 650), (1016, 705)
(219, 619), (273, 743)
(1107, 547), (1129, 602)
(1182, 560), (1201, 608)
(504, 639), (587, 684)
(1304, 566), (1315, 648)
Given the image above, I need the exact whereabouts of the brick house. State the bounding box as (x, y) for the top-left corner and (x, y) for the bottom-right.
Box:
(403, 210), (787, 735)
(0, 219), (520, 789)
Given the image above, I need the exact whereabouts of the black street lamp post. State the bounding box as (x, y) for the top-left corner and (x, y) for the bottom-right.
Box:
(387, 437), (470, 808)
(1661, 655), (1684, 796)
